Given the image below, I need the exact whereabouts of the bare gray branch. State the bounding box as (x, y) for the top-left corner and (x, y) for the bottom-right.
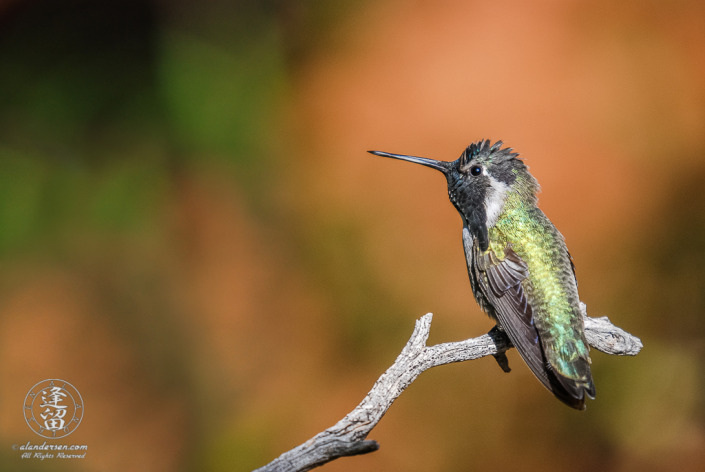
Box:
(254, 309), (642, 472)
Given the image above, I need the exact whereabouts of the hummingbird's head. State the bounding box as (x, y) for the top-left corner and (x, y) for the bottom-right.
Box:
(369, 140), (538, 251)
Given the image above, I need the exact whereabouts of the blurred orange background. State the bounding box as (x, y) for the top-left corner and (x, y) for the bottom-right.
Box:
(0, 1), (703, 471)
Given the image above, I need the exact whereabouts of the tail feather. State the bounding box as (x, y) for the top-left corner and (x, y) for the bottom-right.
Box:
(546, 362), (596, 410)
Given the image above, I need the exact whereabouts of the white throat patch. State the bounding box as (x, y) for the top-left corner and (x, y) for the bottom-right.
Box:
(485, 176), (510, 227)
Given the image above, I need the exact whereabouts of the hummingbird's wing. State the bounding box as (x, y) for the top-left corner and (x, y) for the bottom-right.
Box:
(462, 227), (589, 409)
(462, 228), (552, 389)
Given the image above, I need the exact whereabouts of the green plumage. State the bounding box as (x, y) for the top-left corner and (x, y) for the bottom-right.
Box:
(489, 190), (590, 383)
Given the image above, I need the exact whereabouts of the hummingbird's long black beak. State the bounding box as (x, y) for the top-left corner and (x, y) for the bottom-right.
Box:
(368, 150), (450, 174)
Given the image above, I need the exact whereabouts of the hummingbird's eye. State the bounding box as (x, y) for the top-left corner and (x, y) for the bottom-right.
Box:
(470, 165), (482, 176)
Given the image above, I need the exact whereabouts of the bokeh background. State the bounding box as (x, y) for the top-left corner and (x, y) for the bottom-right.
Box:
(0, 0), (703, 471)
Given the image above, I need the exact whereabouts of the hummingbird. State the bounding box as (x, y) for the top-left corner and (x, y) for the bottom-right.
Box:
(369, 140), (595, 409)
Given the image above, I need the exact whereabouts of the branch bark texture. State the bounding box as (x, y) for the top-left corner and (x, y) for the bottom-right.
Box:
(254, 308), (642, 472)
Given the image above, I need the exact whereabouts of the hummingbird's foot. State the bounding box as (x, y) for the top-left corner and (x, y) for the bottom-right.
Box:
(488, 325), (512, 373)
(492, 352), (511, 373)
